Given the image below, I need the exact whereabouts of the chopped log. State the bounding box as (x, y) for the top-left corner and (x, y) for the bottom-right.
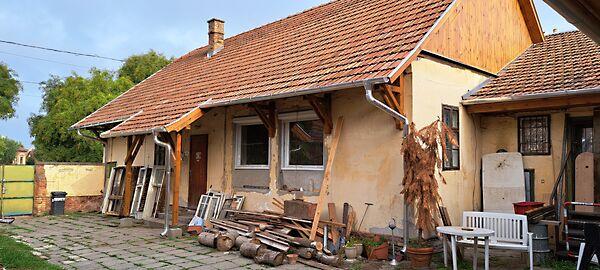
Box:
(234, 236), (260, 249)
(198, 232), (217, 247)
(315, 253), (342, 266)
(254, 249), (285, 267)
(294, 247), (315, 259)
(216, 231), (239, 251)
(240, 242), (266, 258)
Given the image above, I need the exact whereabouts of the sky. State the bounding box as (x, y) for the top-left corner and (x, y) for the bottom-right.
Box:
(0, 0), (576, 148)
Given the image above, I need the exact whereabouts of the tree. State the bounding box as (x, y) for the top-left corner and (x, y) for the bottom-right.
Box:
(0, 63), (22, 120)
(29, 70), (133, 162)
(0, 136), (21, 164)
(118, 50), (172, 84)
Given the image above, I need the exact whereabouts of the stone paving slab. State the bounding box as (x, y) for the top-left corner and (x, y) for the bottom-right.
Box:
(1, 213), (315, 270)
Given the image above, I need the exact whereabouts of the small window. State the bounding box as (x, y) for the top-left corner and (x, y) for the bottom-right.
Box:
(281, 111), (324, 170)
(442, 105), (459, 170)
(518, 115), (550, 155)
(234, 117), (270, 169)
(154, 144), (166, 166)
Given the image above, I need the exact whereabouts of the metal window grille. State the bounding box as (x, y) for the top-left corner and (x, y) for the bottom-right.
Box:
(518, 116), (550, 155)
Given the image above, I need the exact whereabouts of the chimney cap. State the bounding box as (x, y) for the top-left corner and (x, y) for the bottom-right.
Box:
(208, 18), (225, 23)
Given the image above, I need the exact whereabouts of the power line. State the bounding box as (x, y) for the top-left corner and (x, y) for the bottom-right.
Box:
(0, 50), (91, 70)
(0, 39), (124, 62)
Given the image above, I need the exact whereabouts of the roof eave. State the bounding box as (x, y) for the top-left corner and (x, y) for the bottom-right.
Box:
(461, 87), (600, 105)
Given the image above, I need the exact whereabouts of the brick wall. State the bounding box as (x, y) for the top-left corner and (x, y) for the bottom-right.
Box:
(33, 163), (104, 216)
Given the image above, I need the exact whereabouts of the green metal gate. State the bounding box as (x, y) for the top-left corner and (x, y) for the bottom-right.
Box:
(0, 165), (35, 216)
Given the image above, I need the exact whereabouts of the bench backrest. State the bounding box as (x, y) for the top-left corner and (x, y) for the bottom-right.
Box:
(463, 211), (528, 245)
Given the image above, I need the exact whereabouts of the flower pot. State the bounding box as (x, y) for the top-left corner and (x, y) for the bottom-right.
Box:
(344, 246), (358, 260)
(354, 243), (364, 258)
(286, 254), (298, 264)
(366, 242), (389, 260)
(406, 247), (434, 268)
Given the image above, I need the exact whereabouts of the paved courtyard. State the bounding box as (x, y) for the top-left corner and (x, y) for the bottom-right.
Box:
(1, 213), (312, 270)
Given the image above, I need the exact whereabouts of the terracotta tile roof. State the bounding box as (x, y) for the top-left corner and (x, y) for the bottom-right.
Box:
(465, 31), (600, 101)
(73, 0), (454, 136)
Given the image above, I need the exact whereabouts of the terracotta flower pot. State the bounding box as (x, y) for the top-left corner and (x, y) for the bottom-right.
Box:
(345, 246), (358, 260)
(286, 254), (298, 264)
(366, 242), (389, 260)
(406, 246), (434, 268)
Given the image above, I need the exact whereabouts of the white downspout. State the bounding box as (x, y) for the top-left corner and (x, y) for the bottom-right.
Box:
(363, 80), (410, 253)
(153, 130), (172, 237)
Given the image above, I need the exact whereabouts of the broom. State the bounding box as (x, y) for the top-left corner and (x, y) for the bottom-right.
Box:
(0, 171), (15, 224)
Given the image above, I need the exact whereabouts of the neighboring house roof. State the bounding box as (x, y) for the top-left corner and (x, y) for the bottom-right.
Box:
(464, 31), (600, 103)
(72, 0), (456, 137)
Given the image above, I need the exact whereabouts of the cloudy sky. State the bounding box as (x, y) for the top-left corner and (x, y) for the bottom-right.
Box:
(0, 0), (575, 148)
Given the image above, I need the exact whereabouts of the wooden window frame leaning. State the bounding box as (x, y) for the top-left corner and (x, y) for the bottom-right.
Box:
(517, 115), (551, 156)
(233, 116), (271, 170)
(442, 104), (460, 171)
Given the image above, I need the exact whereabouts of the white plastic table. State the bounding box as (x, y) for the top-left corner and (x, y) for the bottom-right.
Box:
(437, 226), (494, 270)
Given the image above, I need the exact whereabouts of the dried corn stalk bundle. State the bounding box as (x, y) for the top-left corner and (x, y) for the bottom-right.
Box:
(401, 120), (458, 235)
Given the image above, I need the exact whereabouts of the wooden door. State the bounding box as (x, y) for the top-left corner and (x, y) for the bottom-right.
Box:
(189, 134), (208, 209)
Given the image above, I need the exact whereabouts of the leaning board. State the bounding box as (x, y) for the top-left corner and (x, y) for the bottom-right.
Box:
(482, 152), (526, 213)
(575, 152), (594, 212)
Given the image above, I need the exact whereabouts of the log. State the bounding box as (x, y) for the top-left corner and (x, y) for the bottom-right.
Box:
(198, 232), (217, 247)
(216, 231), (239, 251)
(315, 253), (342, 266)
(294, 247), (315, 259)
(254, 249), (285, 267)
(234, 236), (260, 249)
(240, 242), (266, 258)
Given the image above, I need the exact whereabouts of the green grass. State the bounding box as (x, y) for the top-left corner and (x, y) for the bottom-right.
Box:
(540, 258), (600, 270)
(0, 231), (63, 270)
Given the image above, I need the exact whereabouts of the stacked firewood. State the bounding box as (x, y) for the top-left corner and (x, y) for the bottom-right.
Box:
(196, 209), (344, 268)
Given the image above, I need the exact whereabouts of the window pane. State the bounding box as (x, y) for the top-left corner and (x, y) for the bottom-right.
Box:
(240, 124), (269, 165)
(452, 110), (459, 128)
(288, 120), (324, 166)
(519, 116), (550, 155)
(154, 145), (165, 166)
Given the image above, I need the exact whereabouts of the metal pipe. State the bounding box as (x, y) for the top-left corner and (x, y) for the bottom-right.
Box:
(363, 80), (410, 252)
(153, 130), (172, 237)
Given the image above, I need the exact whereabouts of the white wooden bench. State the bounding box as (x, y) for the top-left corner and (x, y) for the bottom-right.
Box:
(459, 211), (533, 270)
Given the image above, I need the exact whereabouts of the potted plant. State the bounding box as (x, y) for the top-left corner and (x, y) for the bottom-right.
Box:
(401, 121), (457, 268)
(344, 239), (358, 260)
(363, 235), (389, 260)
(286, 250), (298, 264)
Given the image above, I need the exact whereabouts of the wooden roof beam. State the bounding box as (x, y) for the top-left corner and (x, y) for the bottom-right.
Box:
(251, 101), (277, 137)
(165, 107), (205, 132)
(464, 93), (600, 114)
(306, 94), (333, 135)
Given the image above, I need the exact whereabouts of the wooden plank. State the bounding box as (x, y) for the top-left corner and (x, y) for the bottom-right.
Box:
(306, 95), (333, 134)
(172, 132), (182, 226)
(517, 0), (545, 43)
(310, 117), (344, 240)
(327, 203), (340, 246)
(464, 93), (600, 114)
(121, 136), (134, 216)
(165, 107), (205, 132)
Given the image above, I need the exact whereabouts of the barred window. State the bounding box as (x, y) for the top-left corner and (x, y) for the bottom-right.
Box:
(442, 105), (459, 170)
(518, 116), (550, 155)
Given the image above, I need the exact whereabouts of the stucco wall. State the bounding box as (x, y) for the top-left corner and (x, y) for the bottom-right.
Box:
(479, 109), (593, 203)
(43, 163), (105, 196)
(410, 56), (489, 225)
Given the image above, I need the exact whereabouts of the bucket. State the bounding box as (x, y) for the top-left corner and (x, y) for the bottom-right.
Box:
(530, 223), (551, 265)
(513, 201), (544, 214)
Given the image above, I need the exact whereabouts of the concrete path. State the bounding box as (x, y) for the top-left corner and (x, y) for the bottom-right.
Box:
(2, 213), (312, 270)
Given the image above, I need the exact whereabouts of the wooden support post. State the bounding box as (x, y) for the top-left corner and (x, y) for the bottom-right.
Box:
(310, 117), (344, 240)
(172, 131), (182, 226)
(121, 135), (144, 216)
(251, 102), (277, 137)
(306, 95), (333, 134)
(594, 108), (600, 204)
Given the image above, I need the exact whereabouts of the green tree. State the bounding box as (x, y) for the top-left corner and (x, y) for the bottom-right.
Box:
(0, 63), (22, 119)
(29, 70), (133, 162)
(118, 50), (171, 84)
(0, 136), (21, 164)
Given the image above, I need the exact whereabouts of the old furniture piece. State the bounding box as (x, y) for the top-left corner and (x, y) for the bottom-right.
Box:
(437, 226), (493, 270)
(460, 212), (533, 270)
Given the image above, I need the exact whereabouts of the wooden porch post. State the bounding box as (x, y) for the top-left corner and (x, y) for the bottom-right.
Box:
(122, 135), (144, 216)
(172, 132), (182, 226)
(593, 108), (600, 204)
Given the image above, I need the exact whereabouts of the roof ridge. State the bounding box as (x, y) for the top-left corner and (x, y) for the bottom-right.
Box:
(544, 29), (580, 37)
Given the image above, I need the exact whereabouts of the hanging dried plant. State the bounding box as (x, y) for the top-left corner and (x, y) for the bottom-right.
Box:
(401, 120), (458, 237)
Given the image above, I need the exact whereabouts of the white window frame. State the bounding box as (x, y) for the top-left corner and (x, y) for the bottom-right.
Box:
(280, 111), (325, 171)
(233, 116), (271, 170)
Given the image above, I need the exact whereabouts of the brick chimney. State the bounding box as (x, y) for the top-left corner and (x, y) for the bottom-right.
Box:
(207, 18), (224, 56)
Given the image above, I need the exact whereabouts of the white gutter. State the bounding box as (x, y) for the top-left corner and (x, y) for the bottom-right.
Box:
(462, 87), (600, 105)
(76, 129), (106, 146)
(153, 129), (172, 237)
